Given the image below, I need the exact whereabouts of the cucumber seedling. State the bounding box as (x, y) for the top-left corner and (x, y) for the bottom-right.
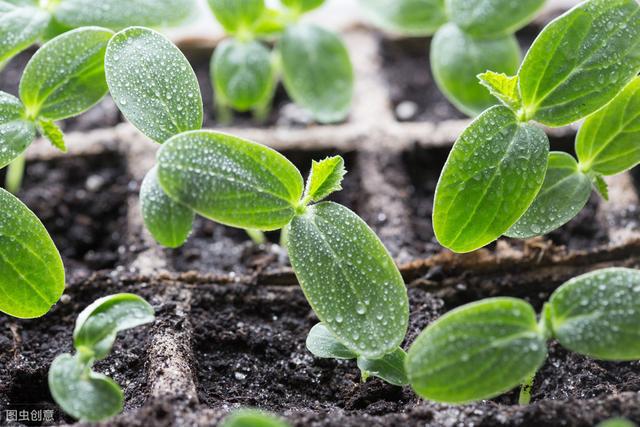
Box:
(221, 409), (290, 427)
(433, 0), (640, 253)
(206, 0), (354, 124)
(49, 293), (155, 422)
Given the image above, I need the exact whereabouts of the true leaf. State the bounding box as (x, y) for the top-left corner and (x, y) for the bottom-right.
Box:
(281, 0), (324, 13)
(303, 156), (345, 203)
(433, 106), (549, 253)
(105, 27), (203, 143)
(506, 152), (591, 239)
(157, 130), (303, 231)
(431, 24), (520, 117)
(576, 77), (640, 176)
(19, 27), (113, 121)
(48, 353), (123, 422)
(0, 3), (49, 64)
(54, 0), (196, 30)
(221, 409), (289, 427)
(306, 323), (357, 359)
(478, 71), (521, 112)
(287, 202), (409, 359)
(279, 23), (353, 124)
(140, 166), (194, 248)
(207, 0), (265, 34)
(357, 0), (447, 36)
(406, 297), (547, 403)
(446, 0), (546, 37)
(73, 293), (155, 359)
(357, 347), (408, 386)
(0, 91), (36, 169)
(549, 268), (640, 361)
(211, 39), (274, 112)
(592, 174), (609, 201)
(37, 118), (66, 152)
(518, 0), (640, 127)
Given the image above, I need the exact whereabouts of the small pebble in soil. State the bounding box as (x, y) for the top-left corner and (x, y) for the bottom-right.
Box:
(395, 100), (418, 121)
(86, 174), (106, 192)
(234, 372), (247, 381)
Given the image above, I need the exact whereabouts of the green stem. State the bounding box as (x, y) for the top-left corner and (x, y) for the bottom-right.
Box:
(279, 225), (289, 250)
(518, 373), (536, 405)
(215, 94), (233, 125)
(5, 153), (26, 194)
(245, 229), (266, 245)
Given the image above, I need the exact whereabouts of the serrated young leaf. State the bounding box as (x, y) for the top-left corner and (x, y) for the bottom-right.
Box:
(0, 3), (49, 64)
(518, 0), (640, 127)
(105, 27), (203, 143)
(446, 0), (546, 37)
(431, 24), (520, 117)
(207, 0), (265, 34)
(279, 23), (353, 124)
(0, 91), (36, 169)
(506, 152), (591, 239)
(287, 202), (409, 359)
(73, 293), (155, 360)
(37, 118), (66, 152)
(306, 323), (357, 359)
(221, 409), (290, 427)
(48, 353), (123, 422)
(281, 0), (324, 13)
(54, 0), (196, 30)
(19, 27), (113, 121)
(357, 347), (408, 386)
(576, 77), (640, 176)
(549, 268), (640, 360)
(211, 39), (275, 112)
(157, 130), (303, 231)
(592, 174), (609, 201)
(140, 166), (194, 248)
(433, 106), (549, 253)
(406, 297), (547, 404)
(478, 71), (521, 112)
(0, 188), (64, 318)
(303, 156), (345, 203)
(357, 0), (447, 36)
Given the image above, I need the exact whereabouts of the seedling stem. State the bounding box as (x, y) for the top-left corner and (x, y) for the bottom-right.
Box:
(6, 154), (25, 194)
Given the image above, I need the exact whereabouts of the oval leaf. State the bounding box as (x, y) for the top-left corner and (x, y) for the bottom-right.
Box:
(49, 353), (123, 422)
(0, 3), (50, 63)
(287, 202), (409, 359)
(279, 23), (353, 124)
(406, 297), (547, 404)
(446, 0), (546, 37)
(357, 347), (408, 386)
(518, 0), (640, 127)
(140, 166), (194, 248)
(157, 130), (303, 231)
(549, 268), (640, 361)
(433, 106), (549, 253)
(506, 152), (591, 239)
(0, 188), (64, 318)
(306, 323), (357, 360)
(576, 77), (640, 176)
(211, 39), (274, 112)
(0, 91), (36, 169)
(207, 0), (265, 34)
(357, 0), (447, 36)
(431, 23), (520, 117)
(105, 27), (203, 143)
(221, 409), (289, 427)
(19, 26), (113, 121)
(73, 293), (155, 359)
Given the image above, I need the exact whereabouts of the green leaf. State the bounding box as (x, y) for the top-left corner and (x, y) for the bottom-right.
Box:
(357, 347), (408, 386)
(506, 152), (591, 239)
(592, 173), (609, 201)
(518, 0), (640, 127)
(73, 293), (155, 360)
(37, 118), (66, 152)
(477, 71), (521, 112)
(287, 202), (409, 359)
(406, 297), (547, 404)
(157, 130), (303, 231)
(433, 106), (549, 253)
(19, 26), (113, 121)
(576, 77), (640, 176)
(105, 27), (203, 143)
(431, 24), (520, 117)
(48, 353), (123, 422)
(597, 418), (637, 427)
(357, 0), (447, 36)
(0, 188), (64, 318)
(281, 0), (324, 13)
(0, 91), (36, 169)
(211, 39), (274, 112)
(279, 23), (353, 124)
(306, 323), (357, 359)
(54, 0), (196, 30)
(446, 0), (546, 37)
(207, 0), (265, 34)
(221, 409), (289, 427)
(0, 3), (49, 63)
(303, 155), (345, 203)
(140, 166), (194, 248)
(549, 268), (640, 361)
